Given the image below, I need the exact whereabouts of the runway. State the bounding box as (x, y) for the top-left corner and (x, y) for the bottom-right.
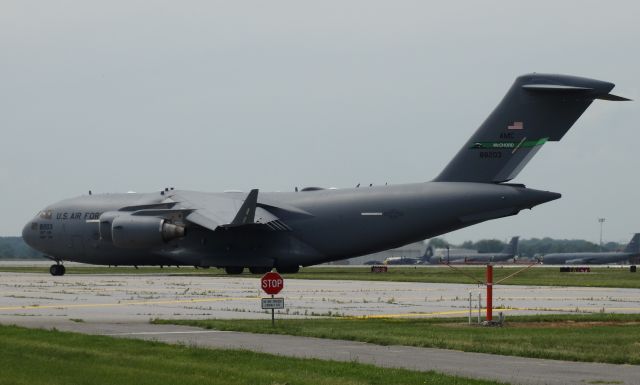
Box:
(1, 273), (640, 323)
(2, 272), (640, 385)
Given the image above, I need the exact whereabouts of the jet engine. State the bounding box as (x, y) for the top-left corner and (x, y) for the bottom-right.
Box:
(99, 213), (185, 248)
(98, 212), (119, 242)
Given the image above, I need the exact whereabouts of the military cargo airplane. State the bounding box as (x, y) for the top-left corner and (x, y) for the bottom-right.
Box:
(541, 234), (640, 265)
(22, 74), (628, 276)
(428, 236), (519, 264)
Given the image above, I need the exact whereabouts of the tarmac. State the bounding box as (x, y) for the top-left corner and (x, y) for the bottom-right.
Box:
(2, 272), (640, 322)
(2, 271), (640, 385)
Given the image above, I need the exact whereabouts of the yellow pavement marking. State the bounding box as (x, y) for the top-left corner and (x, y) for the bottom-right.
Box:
(0, 296), (259, 311)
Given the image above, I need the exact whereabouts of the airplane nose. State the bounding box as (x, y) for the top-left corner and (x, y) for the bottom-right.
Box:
(22, 221), (35, 248)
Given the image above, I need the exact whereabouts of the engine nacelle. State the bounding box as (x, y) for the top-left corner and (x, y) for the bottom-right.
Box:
(108, 215), (185, 249)
(99, 211), (120, 242)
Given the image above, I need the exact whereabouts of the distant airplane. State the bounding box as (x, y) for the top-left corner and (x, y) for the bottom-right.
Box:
(22, 74), (628, 276)
(541, 234), (640, 265)
(428, 237), (520, 264)
(383, 256), (420, 265)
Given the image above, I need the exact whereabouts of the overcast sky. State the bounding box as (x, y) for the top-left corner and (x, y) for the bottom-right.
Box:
(2, 1), (639, 244)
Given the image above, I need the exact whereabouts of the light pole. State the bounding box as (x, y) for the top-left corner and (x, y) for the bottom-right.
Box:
(598, 218), (606, 251)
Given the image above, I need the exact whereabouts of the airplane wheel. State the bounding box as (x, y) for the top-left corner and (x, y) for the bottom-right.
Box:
(249, 266), (271, 275)
(49, 264), (66, 276)
(224, 266), (244, 275)
(276, 265), (300, 274)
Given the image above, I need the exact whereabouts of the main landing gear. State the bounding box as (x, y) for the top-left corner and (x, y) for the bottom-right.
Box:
(249, 266), (271, 275)
(49, 263), (66, 276)
(275, 265), (300, 274)
(224, 266), (244, 275)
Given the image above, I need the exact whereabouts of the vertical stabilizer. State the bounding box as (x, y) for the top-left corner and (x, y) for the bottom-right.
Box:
(434, 74), (627, 183)
(500, 236), (519, 256)
(624, 233), (640, 253)
(421, 245), (434, 263)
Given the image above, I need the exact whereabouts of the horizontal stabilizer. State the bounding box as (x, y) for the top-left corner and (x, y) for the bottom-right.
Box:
(521, 84), (594, 92)
(596, 93), (631, 101)
(522, 83), (630, 101)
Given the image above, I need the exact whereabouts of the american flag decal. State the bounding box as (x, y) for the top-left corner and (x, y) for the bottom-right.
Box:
(508, 121), (523, 130)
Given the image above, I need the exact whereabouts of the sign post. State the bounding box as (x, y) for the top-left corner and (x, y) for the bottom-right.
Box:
(486, 264), (493, 322)
(260, 272), (284, 326)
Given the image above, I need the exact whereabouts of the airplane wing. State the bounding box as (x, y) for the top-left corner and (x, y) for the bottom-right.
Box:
(169, 190), (291, 232)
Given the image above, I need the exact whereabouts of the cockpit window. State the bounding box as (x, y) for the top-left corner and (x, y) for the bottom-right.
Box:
(38, 210), (52, 220)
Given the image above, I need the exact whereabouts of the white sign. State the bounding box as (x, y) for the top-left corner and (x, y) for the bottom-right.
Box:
(261, 297), (285, 309)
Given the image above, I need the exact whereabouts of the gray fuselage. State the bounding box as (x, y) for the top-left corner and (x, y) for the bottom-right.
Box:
(542, 252), (635, 265)
(22, 182), (557, 269)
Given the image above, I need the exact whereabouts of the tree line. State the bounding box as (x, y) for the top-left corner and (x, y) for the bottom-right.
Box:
(0, 235), (627, 260)
(428, 237), (624, 259)
(0, 237), (41, 259)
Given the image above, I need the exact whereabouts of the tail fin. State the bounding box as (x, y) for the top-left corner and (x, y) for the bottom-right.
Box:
(624, 233), (640, 253)
(500, 236), (519, 255)
(421, 245), (434, 262)
(434, 74), (628, 183)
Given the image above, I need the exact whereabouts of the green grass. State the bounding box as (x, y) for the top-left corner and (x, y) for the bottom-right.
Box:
(2, 265), (639, 288)
(154, 313), (640, 365)
(0, 325), (503, 385)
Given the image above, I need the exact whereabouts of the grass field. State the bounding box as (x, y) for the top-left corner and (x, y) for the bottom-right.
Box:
(0, 325), (503, 385)
(154, 313), (640, 365)
(2, 264), (639, 288)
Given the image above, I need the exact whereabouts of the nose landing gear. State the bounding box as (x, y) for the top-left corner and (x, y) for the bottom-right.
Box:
(49, 262), (66, 276)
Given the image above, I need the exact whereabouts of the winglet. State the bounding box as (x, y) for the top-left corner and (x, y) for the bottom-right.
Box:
(230, 189), (259, 225)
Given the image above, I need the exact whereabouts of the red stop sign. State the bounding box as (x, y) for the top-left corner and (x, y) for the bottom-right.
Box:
(261, 272), (284, 295)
